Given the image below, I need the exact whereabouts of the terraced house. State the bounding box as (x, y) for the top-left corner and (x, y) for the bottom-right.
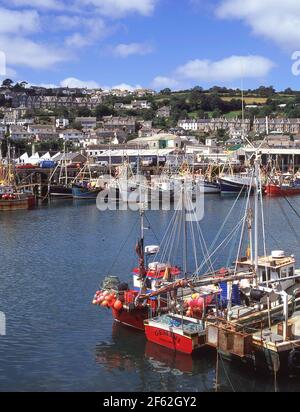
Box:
(253, 118), (300, 135)
(178, 118), (251, 136)
(11, 94), (102, 110)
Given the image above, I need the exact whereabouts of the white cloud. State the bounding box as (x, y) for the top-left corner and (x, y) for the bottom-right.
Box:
(0, 35), (69, 69)
(35, 80), (144, 90)
(112, 42), (154, 57)
(60, 77), (100, 88)
(217, 0), (300, 50)
(176, 55), (275, 82)
(77, 0), (157, 18)
(0, 7), (40, 34)
(56, 15), (83, 30)
(151, 76), (179, 89)
(36, 83), (58, 89)
(106, 83), (142, 91)
(151, 55), (275, 89)
(64, 18), (109, 48)
(9, 0), (63, 9)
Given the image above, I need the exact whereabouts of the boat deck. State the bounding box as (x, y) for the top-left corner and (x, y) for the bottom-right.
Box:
(147, 314), (205, 337)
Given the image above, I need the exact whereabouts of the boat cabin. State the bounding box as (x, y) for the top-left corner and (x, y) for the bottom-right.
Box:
(236, 250), (296, 291)
(0, 185), (14, 195)
(132, 262), (181, 292)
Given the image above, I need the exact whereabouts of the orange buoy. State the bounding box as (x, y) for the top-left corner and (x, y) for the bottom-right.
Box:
(113, 300), (123, 311)
(107, 293), (115, 302)
(101, 300), (108, 307)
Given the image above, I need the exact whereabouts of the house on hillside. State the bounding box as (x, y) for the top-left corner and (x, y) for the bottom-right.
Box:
(58, 129), (84, 141)
(128, 133), (183, 150)
(156, 106), (171, 118)
(75, 117), (97, 131)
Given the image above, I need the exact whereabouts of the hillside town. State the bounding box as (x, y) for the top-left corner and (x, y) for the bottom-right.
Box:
(1, 81), (300, 170)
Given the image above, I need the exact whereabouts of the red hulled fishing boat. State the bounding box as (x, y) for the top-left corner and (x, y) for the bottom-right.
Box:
(93, 209), (181, 331)
(0, 185), (36, 211)
(0, 155), (35, 211)
(265, 183), (300, 197)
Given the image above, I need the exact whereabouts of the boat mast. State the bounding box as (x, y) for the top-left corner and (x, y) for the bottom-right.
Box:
(182, 181), (188, 279)
(7, 142), (12, 185)
(109, 143), (112, 177)
(254, 155), (260, 284)
(64, 142), (68, 186)
(139, 204), (146, 281)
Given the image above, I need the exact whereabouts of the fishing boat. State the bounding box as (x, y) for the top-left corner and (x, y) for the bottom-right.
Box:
(49, 184), (73, 199)
(144, 286), (218, 354)
(93, 208), (182, 331)
(265, 175), (300, 197)
(0, 148), (36, 211)
(72, 163), (102, 199)
(94, 267), (181, 331)
(144, 314), (206, 354)
(72, 183), (102, 199)
(0, 185), (35, 211)
(204, 156), (300, 375)
(48, 145), (75, 199)
(197, 179), (220, 194)
(142, 156), (300, 363)
(218, 173), (254, 195)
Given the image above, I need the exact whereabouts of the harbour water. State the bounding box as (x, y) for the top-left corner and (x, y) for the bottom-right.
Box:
(1, 196), (300, 392)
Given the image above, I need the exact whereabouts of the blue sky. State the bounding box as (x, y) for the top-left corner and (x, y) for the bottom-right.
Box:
(0, 0), (300, 90)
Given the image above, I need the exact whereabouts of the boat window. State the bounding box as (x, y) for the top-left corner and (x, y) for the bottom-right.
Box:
(262, 268), (271, 282)
(281, 268), (288, 279)
(289, 266), (294, 278)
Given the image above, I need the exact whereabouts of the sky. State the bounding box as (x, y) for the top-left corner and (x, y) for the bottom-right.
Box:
(0, 0), (300, 91)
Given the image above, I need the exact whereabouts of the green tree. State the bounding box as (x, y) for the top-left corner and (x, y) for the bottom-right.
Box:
(77, 107), (92, 117)
(160, 88), (172, 95)
(95, 104), (115, 119)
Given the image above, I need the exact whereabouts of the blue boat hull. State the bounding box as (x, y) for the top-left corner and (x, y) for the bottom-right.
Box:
(72, 184), (102, 199)
(218, 178), (253, 195)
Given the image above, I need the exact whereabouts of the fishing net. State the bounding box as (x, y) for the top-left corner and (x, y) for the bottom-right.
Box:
(102, 276), (121, 291)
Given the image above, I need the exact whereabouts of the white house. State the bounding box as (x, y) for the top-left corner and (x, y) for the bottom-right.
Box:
(56, 118), (70, 129)
(128, 134), (183, 150)
(59, 129), (84, 141)
(131, 100), (152, 110)
(16, 118), (34, 126)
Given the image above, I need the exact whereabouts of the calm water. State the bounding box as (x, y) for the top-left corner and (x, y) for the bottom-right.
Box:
(1, 195), (300, 392)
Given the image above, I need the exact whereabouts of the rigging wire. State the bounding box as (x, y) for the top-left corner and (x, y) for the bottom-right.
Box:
(106, 214), (140, 275)
(233, 173), (254, 276)
(194, 216), (245, 275)
(143, 213), (161, 245)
